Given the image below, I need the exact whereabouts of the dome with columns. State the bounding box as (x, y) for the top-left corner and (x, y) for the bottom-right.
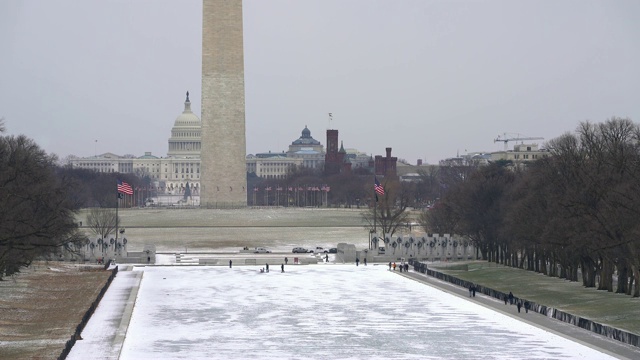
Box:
(168, 91), (201, 158)
(291, 125), (321, 146)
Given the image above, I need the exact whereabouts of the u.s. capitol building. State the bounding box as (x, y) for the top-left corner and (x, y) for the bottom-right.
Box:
(67, 93), (352, 199)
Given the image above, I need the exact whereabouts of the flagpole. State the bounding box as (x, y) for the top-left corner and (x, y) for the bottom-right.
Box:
(373, 179), (377, 250)
(116, 192), (119, 244)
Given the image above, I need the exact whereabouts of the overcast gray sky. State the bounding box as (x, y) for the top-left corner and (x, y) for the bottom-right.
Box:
(1, 0), (638, 165)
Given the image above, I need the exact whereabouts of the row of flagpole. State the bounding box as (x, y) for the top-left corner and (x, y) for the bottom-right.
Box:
(115, 178), (386, 210)
(252, 185), (330, 207)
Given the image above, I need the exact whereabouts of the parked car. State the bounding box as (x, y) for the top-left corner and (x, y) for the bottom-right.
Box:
(378, 247), (385, 254)
(254, 247), (270, 254)
(292, 247), (307, 253)
(328, 248), (337, 254)
(309, 247), (325, 253)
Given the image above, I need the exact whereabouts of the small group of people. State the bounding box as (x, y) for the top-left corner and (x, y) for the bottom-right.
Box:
(504, 291), (531, 313)
(387, 262), (409, 272)
(259, 263), (285, 273)
(355, 258), (367, 266)
(516, 299), (531, 313)
(468, 284), (477, 297)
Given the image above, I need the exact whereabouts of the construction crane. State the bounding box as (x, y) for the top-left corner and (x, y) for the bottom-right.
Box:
(494, 133), (544, 150)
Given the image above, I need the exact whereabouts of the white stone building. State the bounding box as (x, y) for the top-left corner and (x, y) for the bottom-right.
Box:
(70, 93), (201, 196)
(68, 96), (337, 197)
(490, 143), (550, 165)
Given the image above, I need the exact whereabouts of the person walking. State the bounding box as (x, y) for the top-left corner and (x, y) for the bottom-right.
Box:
(469, 285), (473, 297)
(229, 260), (232, 268)
(524, 300), (530, 313)
(504, 294), (508, 305)
(472, 285), (476, 297)
(517, 301), (522, 313)
(508, 291), (514, 305)
(356, 258), (359, 266)
(392, 262), (396, 271)
(266, 263), (269, 273)
(325, 254), (329, 263)
(281, 263), (285, 273)
(364, 258), (367, 266)
(388, 262), (392, 270)
(285, 257), (288, 265)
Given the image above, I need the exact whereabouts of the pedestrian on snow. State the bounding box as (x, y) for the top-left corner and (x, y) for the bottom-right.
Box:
(388, 262), (392, 270)
(504, 294), (508, 305)
(364, 258), (367, 266)
(285, 257), (288, 265)
(469, 285), (473, 297)
(472, 285), (476, 297)
(356, 258), (359, 266)
(405, 264), (409, 272)
(281, 263), (284, 273)
(524, 300), (530, 313)
(229, 260), (232, 268)
(392, 262), (396, 270)
(266, 263), (269, 273)
(147, 256), (151, 263)
(325, 254), (329, 262)
(508, 292), (514, 305)
(517, 301), (522, 313)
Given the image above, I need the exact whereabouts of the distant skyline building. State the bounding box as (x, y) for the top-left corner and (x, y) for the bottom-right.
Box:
(286, 126), (325, 169)
(68, 93), (204, 199)
(200, 0), (247, 208)
(167, 92), (201, 159)
(375, 147), (398, 178)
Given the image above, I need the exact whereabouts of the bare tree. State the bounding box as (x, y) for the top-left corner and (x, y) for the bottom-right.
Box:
(0, 134), (84, 279)
(419, 202), (460, 235)
(86, 208), (118, 240)
(362, 178), (411, 240)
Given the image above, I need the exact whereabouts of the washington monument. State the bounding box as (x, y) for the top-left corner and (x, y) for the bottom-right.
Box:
(200, 0), (247, 207)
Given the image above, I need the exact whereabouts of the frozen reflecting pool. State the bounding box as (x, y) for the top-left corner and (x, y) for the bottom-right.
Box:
(118, 265), (613, 360)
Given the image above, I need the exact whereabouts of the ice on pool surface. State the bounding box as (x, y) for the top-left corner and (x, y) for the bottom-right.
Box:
(119, 265), (614, 360)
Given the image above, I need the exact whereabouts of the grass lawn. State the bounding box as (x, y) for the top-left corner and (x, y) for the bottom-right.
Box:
(433, 261), (640, 335)
(0, 263), (111, 360)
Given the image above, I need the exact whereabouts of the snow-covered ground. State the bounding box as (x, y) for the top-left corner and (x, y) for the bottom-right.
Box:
(72, 264), (617, 359)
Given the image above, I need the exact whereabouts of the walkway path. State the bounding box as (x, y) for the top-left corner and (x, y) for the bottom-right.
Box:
(67, 266), (142, 360)
(398, 269), (640, 360)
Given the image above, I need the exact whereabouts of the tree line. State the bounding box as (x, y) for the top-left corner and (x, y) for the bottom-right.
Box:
(0, 119), (141, 279)
(6, 115), (638, 294)
(421, 118), (640, 297)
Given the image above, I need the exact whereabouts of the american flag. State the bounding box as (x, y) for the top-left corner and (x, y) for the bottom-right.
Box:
(374, 177), (385, 196)
(117, 180), (133, 195)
